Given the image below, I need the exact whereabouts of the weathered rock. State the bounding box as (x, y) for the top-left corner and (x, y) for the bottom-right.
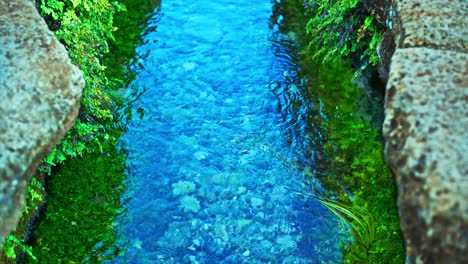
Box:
(384, 48), (468, 263)
(383, 0), (468, 263)
(396, 0), (467, 51)
(0, 1), (83, 246)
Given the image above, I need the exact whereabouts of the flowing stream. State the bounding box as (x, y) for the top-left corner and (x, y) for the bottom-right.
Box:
(113, 1), (346, 263)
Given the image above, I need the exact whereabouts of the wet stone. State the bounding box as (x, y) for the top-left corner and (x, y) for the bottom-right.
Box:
(250, 197), (265, 208)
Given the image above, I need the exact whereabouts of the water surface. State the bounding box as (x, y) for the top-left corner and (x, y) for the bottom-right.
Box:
(113, 1), (345, 263)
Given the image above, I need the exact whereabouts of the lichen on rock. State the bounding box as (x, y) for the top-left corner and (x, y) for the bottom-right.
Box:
(0, 0), (83, 245)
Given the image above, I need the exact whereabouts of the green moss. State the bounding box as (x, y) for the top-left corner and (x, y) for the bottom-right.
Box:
(299, 49), (404, 264)
(23, 137), (126, 263)
(13, 0), (158, 262)
(277, 0), (405, 262)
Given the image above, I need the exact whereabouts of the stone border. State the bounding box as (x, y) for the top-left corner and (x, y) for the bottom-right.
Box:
(0, 1), (83, 245)
(383, 0), (467, 263)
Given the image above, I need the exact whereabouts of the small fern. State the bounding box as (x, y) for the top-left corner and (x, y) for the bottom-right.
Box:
(2, 235), (37, 261)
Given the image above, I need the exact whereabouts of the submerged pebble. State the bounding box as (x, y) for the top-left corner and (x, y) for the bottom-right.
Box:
(250, 197), (265, 208)
(112, 0), (347, 263)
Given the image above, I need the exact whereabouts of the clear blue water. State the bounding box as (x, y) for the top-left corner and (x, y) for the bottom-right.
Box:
(112, 1), (346, 263)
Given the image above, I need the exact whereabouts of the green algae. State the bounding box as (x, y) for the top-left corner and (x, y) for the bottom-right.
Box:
(275, 0), (405, 262)
(23, 138), (126, 263)
(17, 0), (160, 262)
(102, 0), (161, 87)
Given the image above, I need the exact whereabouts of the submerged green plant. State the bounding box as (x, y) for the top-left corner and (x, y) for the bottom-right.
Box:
(315, 196), (377, 262)
(21, 1), (160, 262)
(273, 0), (404, 262)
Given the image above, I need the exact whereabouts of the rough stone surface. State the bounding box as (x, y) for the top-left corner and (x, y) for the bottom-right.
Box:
(0, 1), (83, 245)
(384, 48), (468, 263)
(396, 0), (467, 51)
(384, 1), (468, 263)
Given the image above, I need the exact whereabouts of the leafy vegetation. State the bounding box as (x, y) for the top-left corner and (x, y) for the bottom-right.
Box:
(21, 0), (158, 262)
(0, 175), (46, 263)
(20, 178), (44, 218)
(36, 0), (125, 168)
(304, 0), (383, 72)
(299, 51), (405, 264)
(2, 235), (36, 262)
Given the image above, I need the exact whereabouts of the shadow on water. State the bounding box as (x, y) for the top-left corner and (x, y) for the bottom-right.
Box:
(112, 1), (350, 263)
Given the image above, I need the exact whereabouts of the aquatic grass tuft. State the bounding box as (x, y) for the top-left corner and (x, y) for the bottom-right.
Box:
(293, 187), (377, 263)
(314, 196), (377, 262)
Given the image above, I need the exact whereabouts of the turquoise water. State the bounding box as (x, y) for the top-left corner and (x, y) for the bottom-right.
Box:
(113, 1), (345, 263)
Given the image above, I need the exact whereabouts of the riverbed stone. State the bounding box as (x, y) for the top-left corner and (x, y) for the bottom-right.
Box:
(180, 195), (201, 213)
(250, 197), (265, 208)
(0, 1), (83, 245)
(172, 180), (196, 196)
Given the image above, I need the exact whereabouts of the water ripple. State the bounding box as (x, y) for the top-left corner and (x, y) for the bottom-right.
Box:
(112, 1), (346, 263)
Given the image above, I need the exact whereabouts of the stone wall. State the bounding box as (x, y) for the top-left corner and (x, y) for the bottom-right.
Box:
(383, 0), (467, 263)
(0, 1), (83, 245)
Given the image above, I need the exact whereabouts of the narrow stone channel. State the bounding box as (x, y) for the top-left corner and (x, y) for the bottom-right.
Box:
(113, 1), (346, 263)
